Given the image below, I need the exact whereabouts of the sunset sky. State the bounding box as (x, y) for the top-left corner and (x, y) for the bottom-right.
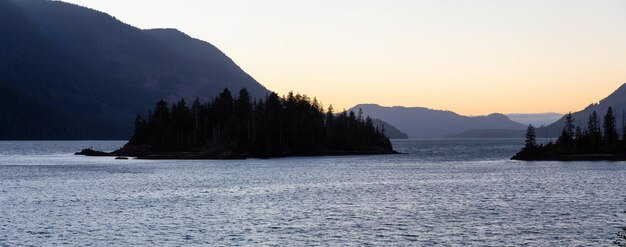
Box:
(60, 0), (626, 115)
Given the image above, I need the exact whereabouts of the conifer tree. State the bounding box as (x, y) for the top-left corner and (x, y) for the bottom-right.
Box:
(588, 111), (599, 134)
(563, 112), (575, 149)
(604, 106), (618, 150)
(565, 112), (575, 138)
(525, 125), (537, 149)
(588, 111), (601, 149)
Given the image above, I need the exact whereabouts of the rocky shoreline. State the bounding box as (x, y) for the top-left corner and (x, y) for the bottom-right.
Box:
(511, 153), (626, 161)
(76, 146), (401, 160)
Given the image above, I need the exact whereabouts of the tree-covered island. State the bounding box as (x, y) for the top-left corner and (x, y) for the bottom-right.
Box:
(77, 88), (398, 159)
(512, 106), (626, 161)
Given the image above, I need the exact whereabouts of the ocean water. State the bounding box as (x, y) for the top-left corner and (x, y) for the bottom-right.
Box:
(0, 139), (625, 246)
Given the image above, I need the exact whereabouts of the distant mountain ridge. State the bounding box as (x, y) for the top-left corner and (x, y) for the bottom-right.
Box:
(0, 0), (268, 139)
(506, 113), (563, 127)
(361, 83), (626, 139)
(350, 104), (526, 138)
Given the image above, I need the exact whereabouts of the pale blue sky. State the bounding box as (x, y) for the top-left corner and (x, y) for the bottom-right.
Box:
(59, 0), (626, 115)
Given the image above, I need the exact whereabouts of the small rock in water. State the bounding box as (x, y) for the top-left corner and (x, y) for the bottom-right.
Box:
(75, 148), (109, 156)
(115, 156), (129, 160)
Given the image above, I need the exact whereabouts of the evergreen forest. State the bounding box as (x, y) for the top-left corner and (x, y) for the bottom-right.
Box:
(120, 88), (395, 158)
(513, 106), (626, 160)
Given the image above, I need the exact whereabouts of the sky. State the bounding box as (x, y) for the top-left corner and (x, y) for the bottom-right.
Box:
(59, 0), (626, 115)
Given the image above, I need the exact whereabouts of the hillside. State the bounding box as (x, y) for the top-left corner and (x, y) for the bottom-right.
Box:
(538, 83), (626, 137)
(0, 0), (268, 139)
(371, 119), (409, 139)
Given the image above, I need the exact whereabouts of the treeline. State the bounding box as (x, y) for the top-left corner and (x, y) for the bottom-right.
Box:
(128, 88), (393, 157)
(520, 106), (626, 156)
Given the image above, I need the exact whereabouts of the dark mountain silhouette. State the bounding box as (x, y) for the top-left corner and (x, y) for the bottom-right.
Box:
(350, 104), (526, 138)
(538, 83), (626, 137)
(0, 0), (268, 140)
(371, 119), (409, 139)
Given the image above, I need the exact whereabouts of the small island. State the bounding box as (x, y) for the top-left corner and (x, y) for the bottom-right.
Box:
(512, 107), (626, 161)
(77, 88), (398, 159)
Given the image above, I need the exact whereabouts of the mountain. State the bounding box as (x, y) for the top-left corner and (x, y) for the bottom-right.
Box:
(0, 0), (268, 140)
(538, 83), (626, 137)
(350, 104), (526, 138)
(506, 113), (563, 127)
(371, 119), (409, 139)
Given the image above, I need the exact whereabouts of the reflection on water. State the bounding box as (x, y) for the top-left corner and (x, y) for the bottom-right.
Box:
(0, 140), (625, 245)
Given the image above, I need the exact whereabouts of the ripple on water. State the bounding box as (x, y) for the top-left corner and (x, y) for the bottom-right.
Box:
(0, 140), (625, 245)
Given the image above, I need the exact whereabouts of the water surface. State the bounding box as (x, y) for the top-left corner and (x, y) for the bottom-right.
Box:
(1, 140), (625, 246)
